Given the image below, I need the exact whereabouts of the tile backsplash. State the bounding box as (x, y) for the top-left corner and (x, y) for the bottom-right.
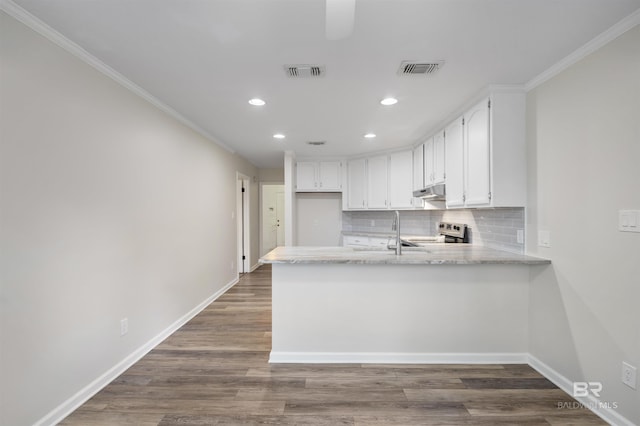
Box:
(342, 208), (525, 253)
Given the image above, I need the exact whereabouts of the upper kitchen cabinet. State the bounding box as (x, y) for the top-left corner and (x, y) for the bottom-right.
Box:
(412, 144), (424, 191)
(432, 130), (446, 185)
(344, 149), (417, 211)
(445, 118), (465, 207)
(423, 130), (446, 187)
(346, 158), (367, 209)
(445, 89), (526, 208)
(464, 99), (491, 206)
(388, 150), (414, 208)
(366, 155), (389, 209)
(295, 161), (342, 192)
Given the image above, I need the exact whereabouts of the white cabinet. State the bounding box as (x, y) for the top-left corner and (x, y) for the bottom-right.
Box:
(445, 90), (526, 208)
(412, 144), (424, 191)
(343, 235), (390, 249)
(369, 236), (391, 249)
(423, 132), (446, 187)
(344, 149), (419, 211)
(296, 161), (342, 192)
(445, 118), (464, 208)
(464, 99), (491, 206)
(388, 150), (414, 208)
(296, 162), (317, 191)
(433, 130), (446, 184)
(367, 155), (388, 209)
(346, 158), (367, 209)
(343, 235), (369, 247)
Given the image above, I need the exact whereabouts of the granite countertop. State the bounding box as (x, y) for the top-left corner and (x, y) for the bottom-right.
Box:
(259, 245), (551, 265)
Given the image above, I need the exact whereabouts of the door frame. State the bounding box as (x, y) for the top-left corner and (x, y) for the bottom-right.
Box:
(236, 172), (251, 275)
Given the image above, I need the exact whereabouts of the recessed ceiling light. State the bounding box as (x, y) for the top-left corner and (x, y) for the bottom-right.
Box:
(380, 97), (398, 106)
(364, 133), (376, 138)
(248, 98), (266, 106)
(273, 133), (285, 139)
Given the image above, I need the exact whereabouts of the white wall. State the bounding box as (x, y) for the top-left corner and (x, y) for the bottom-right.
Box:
(295, 193), (342, 246)
(526, 25), (640, 424)
(259, 168), (284, 183)
(0, 12), (258, 426)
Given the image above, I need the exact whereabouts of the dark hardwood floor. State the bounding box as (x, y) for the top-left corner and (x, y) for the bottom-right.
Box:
(61, 265), (606, 425)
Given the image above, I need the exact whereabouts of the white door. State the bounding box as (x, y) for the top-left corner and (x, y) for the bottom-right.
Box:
(276, 191), (285, 246)
(445, 118), (464, 208)
(347, 159), (366, 209)
(367, 155), (388, 209)
(388, 150), (414, 208)
(465, 99), (491, 206)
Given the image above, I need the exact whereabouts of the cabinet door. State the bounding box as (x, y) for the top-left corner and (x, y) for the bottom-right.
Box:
(318, 161), (341, 191)
(445, 118), (464, 208)
(464, 99), (491, 206)
(296, 161), (317, 191)
(424, 138), (434, 186)
(367, 155), (388, 209)
(346, 159), (367, 209)
(388, 150), (414, 208)
(433, 130), (446, 184)
(412, 144), (424, 191)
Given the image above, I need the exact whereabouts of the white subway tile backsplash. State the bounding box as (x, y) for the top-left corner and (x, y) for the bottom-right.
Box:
(343, 208), (525, 253)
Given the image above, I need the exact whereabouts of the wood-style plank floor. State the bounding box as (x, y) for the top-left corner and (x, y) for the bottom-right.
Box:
(61, 265), (606, 425)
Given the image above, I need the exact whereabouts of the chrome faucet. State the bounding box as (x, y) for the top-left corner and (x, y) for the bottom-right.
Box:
(391, 210), (401, 255)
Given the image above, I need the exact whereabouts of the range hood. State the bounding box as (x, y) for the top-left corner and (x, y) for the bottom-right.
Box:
(412, 183), (446, 200)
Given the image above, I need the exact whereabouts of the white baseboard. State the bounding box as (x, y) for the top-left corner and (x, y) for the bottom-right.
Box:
(528, 354), (635, 426)
(269, 351), (529, 364)
(249, 262), (260, 272)
(34, 277), (239, 426)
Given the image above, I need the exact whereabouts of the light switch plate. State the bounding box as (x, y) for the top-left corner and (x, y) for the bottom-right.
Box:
(538, 230), (551, 248)
(619, 210), (640, 233)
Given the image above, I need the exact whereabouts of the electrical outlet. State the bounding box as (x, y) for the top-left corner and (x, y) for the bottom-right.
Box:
(622, 362), (637, 389)
(120, 318), (128, 336)
(517, 229), (524, 244)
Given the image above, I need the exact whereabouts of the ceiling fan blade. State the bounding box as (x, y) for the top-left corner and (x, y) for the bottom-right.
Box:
(325, 0), (356, 40)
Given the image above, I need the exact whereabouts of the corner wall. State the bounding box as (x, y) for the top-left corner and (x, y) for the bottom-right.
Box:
(526, 25), (640, 424)
(0, 12), (258, 425)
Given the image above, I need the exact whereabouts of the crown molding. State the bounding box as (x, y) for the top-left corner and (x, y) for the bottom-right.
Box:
(0, 0), (236, 154)
(525, 7), (640, 91)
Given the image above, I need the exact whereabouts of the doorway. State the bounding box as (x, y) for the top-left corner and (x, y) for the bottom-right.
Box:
(237, 173), (251, 274)
(261, 184), (285, 256)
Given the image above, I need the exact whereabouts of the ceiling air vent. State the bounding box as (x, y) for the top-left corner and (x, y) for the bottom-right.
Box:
(307, 141), (326, 146)
(285, 64), (325, 78)
(398, 61), (444, 76)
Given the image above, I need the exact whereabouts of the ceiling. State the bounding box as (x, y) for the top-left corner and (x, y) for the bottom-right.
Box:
(9, 0), (640, 168)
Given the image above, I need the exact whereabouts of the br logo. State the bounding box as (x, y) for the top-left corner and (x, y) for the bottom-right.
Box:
(573, 382), (602, 397)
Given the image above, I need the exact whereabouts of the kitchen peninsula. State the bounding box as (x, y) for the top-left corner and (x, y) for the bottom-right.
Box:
(260, 246), (550, 364)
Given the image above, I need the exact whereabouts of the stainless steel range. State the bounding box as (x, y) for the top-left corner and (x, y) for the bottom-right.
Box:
(402, 222), (468, 246)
